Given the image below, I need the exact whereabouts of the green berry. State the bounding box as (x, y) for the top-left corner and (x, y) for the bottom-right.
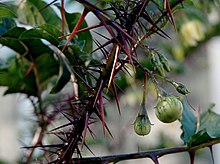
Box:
(155, 96), (183, 123)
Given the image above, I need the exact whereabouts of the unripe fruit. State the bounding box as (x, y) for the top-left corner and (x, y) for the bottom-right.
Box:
(155, 96), (183, 123)
(134, 115), (151, 136)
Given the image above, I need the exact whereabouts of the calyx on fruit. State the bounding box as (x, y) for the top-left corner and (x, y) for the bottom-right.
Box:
(134, 114), (151, 136)
(134, 105), (152, 136)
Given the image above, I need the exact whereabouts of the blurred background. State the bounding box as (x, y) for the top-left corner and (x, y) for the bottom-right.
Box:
(0, 0), (220, 163)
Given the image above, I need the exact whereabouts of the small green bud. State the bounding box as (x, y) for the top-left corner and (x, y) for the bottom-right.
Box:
(171, 81), (190, 95)
(151, 53), (158, 66)
(151, 53), (165, 76)
(134, 114), (151, 136)
(176, 84), (190, 95)
(155, 62), (165, 76)
(158, 54), (171, 72)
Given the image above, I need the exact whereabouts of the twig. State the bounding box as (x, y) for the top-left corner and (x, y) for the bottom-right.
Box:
(72, 138), (220, 163)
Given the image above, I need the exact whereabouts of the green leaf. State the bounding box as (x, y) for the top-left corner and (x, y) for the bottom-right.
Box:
(50, 62), (70, 94)
(65, 12), (93, 52)
(0, 27), (27, 54)
(39, 24), (63, 43)
(1, 26), (26, 38)
(199, 104), (220, 138)
(0, 53), (59, 95)
(0, 57), (37, 96)
(0, 6), (17, 19)
(180, 100), (197, 144)
(63, 44), (88, 66)
(183, 0), (194, 6)
(0, 17), (16, 35)
(187, 104), (220, 146)
(35, 53), (59, 89)
(188, 129), (212, 147)
(19, 30), (52, 59)
(16, 0), (60, 27)
(18, 24), (62, 46)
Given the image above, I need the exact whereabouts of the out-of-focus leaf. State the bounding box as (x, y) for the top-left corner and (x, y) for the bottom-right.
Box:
(65, 12), (93, 52)
(0, 6), (17, 19)
(1, 26), (26, 38)
(63, 44), (88, 66)
(0, 18), (16, 35)
(0, 52), (59, 95)
(19, 30), (52, 59)
(187, 105), (220, 146)
(18, 24), (62, 46)
(16, 0), (60, 27)
(0, 57), (37, 95)
(50, 62), (70, 94)
(0, 27), (27, 54)
(188, 129), (212, 147)
(39, 24), (63, 43)
(183, 0), (194, 6)
(180, 100), (197, 144)
(199, 105), (220, 138)
(0, 159), (7, 164)
(35, 53), (59, 89)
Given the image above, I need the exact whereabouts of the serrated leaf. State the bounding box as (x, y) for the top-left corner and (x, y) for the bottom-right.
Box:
(180, 100), (197, 144)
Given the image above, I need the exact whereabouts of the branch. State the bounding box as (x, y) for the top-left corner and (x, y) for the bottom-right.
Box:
(72, 138), (220, 163)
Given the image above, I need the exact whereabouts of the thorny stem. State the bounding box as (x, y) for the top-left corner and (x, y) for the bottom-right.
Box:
(134, 0), (185, 49)
(72, 138), (220, 163)
(25, 0), (191, 162)
(43, 42), (82, 98)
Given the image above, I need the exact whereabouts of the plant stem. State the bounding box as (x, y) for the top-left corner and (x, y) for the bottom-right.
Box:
(142, 73), (147, 106)
(72, 138), (220, 163)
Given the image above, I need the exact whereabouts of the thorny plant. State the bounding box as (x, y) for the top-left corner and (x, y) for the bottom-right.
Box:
(47, 0), (184, 163)
(1, 0), (220, 163)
